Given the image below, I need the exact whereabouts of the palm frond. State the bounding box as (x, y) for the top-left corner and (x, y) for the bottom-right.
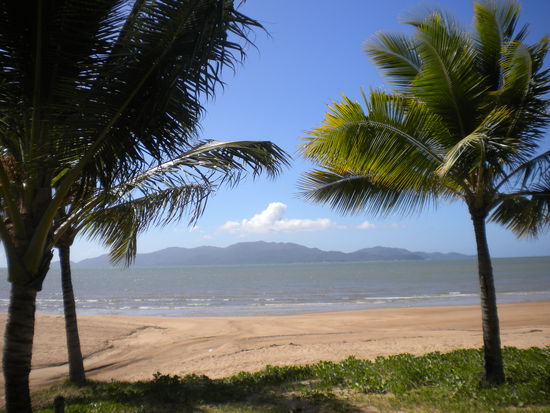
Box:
(473, 0), (526, 89)
(494, 38), (550, 159)
(0, 0), (268, 271)
(99, 139), (289, 202)
(412, 9), (488, 137)
(490, 181), (550, 238)
(169, 139), (290, 186)
(55, 138), (289, 263)
(365, 32), (421, 89)
(300, 0), (549, 245)
(438, 106), (513, 178)
(300, 91), (465, 214)
(298, 167), (453, 217)
(0, 0), (265, 190)
(300, 95), (370, 166)
(77, 184), (211, 265)
(73, 0), (265, 188)
(301, 91), (453, 192)
(495, 150), (550, 193)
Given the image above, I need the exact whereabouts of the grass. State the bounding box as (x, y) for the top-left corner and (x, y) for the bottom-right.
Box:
(19, 346), (550, 412)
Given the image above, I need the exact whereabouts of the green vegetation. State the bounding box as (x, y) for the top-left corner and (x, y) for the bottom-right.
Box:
(300, 0), (550, 385)
(22, 347), (550, 413)
(0, 2), (287, 411)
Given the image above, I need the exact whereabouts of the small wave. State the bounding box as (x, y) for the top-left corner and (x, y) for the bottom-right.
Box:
(362, 292), (477, 301)
(138, 306), (171, 310)
(260, 302), (336, 308)
(499, 290), (550, 296)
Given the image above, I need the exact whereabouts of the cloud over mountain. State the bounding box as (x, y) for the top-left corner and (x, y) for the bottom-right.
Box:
(219, 202), (339, 234)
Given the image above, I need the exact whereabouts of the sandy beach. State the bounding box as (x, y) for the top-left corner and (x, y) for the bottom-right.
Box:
(0, 301), (549, 399)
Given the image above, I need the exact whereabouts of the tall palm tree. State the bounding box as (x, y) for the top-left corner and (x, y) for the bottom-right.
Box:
(55, 227), (88, 385)
(300, 0), (549, 385)
(55, 140), (288, 385)
(0, 1), (286, 411)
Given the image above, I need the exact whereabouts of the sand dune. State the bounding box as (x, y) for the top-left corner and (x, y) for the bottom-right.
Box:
(0, 301), (549, 400)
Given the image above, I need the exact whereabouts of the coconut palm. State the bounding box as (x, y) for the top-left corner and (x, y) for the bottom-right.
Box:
(299, 0), (549, 385)
(56, 229), (87, 384)
(55, 140), (288, 384)
(0, 1), (284, 411)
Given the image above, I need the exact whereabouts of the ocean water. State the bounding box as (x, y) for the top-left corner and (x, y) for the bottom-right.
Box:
(0, 257), (548, 317)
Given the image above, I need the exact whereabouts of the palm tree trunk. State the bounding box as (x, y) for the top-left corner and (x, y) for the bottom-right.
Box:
(2, 283), (38, 413)
(59, 244), (86, 385)
(471, 212), (505, 385)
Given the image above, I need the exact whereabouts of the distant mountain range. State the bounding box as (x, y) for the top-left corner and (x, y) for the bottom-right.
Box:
(75, 241), (473, 267)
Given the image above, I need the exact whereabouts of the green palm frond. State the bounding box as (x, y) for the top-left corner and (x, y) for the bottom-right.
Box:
(365, 33), (421, 88)
(495, 150), (550, 193)
(363, 90), (450, 162)
(77, 184), (211, 265)
(301, 91), (459, 196)
(438, 106), (513, 178)
(72, 0), (264, 188)
(0, 0), (269, 275)
(474, 0), (526, 88)
(302, 91), (449, 167)
(101, 140), (287, 197)
(172, 140), (290, 186)
(495, 38), (550, 156)
(490, 180), (550, 238)
(299, 167), (451, 217)
(412, 10), (488, 137)
(498, 42), (532, 98)
(300, 0), (549, 241)
(55, 139), (289, 265)
(1, 0), (264, 206)
(300, 95), (370, 165)
(300, 91), (463, 215)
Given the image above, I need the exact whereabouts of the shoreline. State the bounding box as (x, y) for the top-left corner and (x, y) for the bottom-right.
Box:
(46, 295), (550, 318)
(0, 301), (549, 399)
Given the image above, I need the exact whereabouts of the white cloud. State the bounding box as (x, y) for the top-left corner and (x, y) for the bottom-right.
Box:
(219, 202), (339, 234)
(357, 221), (376, 230)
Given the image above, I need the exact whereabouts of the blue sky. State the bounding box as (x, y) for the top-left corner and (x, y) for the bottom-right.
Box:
(36, 0), (550, 264)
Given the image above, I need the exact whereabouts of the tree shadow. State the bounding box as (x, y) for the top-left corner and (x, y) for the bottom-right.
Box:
(40, 368), (361, 412)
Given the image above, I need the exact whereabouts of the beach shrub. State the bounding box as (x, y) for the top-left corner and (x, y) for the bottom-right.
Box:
(27, 347), (550, 413)
(307, 347), (550, 410)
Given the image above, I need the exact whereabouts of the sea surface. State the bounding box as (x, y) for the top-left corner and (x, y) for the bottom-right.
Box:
(0, 257), (549, 317)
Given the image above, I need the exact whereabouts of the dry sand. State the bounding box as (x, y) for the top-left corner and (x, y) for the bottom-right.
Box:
(0, 301), (549, 399)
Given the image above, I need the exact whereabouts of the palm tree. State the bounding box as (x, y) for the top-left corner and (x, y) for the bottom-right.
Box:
(299, 0), (549, 385)
(55, 140), (288, 385)
(56, 227), (87, 385)
(0, 1), (286, 411)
